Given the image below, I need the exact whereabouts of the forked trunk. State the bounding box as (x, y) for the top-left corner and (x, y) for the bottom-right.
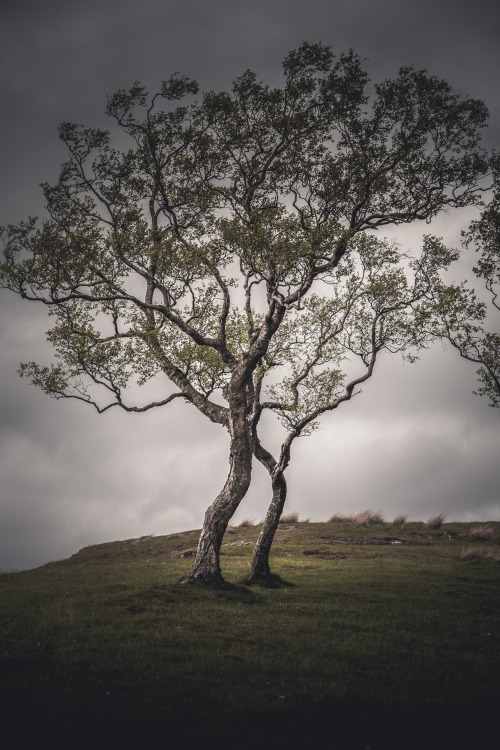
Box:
(248, 469), (287, 583)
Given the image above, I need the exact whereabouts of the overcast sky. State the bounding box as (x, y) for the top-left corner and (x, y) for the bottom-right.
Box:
(1, 0), (499, 571)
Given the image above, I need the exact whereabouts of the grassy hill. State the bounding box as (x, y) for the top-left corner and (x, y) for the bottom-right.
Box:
(1, 519), (499, 749)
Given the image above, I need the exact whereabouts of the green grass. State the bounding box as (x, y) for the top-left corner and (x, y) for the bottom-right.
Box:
(1, 521), (499, 748)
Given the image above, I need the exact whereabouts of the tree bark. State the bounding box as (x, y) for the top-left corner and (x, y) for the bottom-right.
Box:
(181, 382), (252, 585)
(248, 469), (287, 583)
(245, 435), (288, 584)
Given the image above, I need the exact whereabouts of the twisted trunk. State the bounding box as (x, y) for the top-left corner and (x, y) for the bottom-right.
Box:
(247, 438), (288, 584)
(249, 469), (287, 583)
(181, 380), (252, 585)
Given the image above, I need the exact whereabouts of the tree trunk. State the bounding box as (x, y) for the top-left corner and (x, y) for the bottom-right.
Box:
(248, 469), (287, 583)
(181, 387), (252, 585)
(246, 434), (289, 584)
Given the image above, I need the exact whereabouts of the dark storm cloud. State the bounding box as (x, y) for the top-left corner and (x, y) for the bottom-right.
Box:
(1, 0), (499, 570)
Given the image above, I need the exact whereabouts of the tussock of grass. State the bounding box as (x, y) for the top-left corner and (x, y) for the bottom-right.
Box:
(458, 545), (500, 562)
(238, 518), (256, 527)
(328, 512), (351, 523)
(470, 524), (494, 541)
(393, 514), (408, 529)
(353, 509), (385, 526)
(426, 513), (446, 529)
(279, 511), (300, 524)
(328, 509), (385, 526)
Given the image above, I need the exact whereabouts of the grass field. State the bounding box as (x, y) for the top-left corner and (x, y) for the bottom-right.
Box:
(1, 519), (499, 749)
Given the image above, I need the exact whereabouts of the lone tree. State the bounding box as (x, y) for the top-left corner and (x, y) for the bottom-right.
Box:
(0, 43), (492, 584)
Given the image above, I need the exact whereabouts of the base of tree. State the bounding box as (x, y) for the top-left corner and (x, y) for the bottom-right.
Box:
(244, 572), (292, 588)
(178, 571), (225, 586)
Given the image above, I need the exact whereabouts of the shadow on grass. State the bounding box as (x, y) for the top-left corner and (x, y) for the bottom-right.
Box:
(244, 573), (295, 589)
(175, 573), (293, 595)
(213, 581), (263, 603)
(112, 580), (263, 608)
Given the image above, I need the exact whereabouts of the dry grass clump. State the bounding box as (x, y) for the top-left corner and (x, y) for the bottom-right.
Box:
(238, 518), (256, 527)
(393, 514), (408, 529)
(469, 524), (494, 541)
(328, 512), (351, 523)
(458, 545), (500, 562)
(426, 513), (445, 529)
(353, 509), (385, 527)
(328, 509), (385, 525)
(279, 511), (300, 524)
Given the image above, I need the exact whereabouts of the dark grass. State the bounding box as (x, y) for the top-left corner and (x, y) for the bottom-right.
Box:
(1, 521), (499, 749)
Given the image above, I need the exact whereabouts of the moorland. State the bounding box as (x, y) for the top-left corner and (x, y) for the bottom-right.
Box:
(1, 517), (499, 749)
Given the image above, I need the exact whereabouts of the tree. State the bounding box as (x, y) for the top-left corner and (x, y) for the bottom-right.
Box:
(0, 43), (492, 584)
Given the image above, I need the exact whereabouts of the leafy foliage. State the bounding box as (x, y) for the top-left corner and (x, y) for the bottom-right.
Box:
(421, 185), (500, 407)
(1, 44), (491, 421)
